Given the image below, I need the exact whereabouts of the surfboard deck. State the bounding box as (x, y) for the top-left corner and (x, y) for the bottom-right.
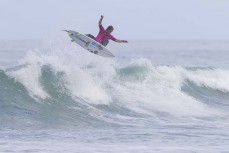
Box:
(64, 30), (115, 57)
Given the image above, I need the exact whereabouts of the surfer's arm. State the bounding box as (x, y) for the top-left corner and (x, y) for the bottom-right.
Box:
(115, 39), (128, 43)
(99, 15), (104, 25)
(109, 35), (128, 43)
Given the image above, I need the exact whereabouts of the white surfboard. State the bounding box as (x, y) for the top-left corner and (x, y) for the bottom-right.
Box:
(64, 30), (115, 57)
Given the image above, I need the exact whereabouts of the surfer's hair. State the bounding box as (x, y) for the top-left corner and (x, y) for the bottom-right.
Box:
(106, 26), (114, 31)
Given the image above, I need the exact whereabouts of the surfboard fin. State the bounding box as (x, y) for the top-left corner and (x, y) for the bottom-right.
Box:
(97, 45), (103, 50)
(85, 41), (90, 47)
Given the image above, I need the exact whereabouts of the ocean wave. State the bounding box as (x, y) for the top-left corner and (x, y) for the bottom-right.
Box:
(1, 36), (229, 128)
(1, 50), (229, 128)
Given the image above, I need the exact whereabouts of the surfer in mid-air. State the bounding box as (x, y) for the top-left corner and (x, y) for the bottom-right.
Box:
(86, 15), (128, 46)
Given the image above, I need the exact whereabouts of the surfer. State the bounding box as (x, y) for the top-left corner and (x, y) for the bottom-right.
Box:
(86, 15), (128, 46)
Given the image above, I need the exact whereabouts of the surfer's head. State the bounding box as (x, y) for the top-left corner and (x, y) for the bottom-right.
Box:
(106, 26), (114, 34)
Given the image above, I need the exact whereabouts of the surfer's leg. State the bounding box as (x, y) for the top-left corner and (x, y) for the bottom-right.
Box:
(101, 39), (109, 46)
(86, 34), (96, 40)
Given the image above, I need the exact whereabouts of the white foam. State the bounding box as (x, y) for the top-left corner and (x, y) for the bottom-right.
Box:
(7, 34), (115, 105)
(112, 59), (220, 117)
(186, 68), (229, 92)
(62, 65), (112, 105)
(6, 34), (227, 117)
(7, 62), (48, 99)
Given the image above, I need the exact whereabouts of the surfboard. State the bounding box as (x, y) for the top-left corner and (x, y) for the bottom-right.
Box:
(63, 30), (115, 57)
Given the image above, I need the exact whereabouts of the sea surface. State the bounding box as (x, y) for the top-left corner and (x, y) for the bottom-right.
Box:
(0, 33), (229, 153)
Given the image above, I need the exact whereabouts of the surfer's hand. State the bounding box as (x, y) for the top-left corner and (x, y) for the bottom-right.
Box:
(115, 39), (128, 43)
(99, 15), (104, 25)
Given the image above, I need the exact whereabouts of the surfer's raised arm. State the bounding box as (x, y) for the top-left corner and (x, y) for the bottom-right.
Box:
(99, 15), (104, 25)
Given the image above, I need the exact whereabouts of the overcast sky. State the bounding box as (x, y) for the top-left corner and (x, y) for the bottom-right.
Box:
(0, 0), (229, 40)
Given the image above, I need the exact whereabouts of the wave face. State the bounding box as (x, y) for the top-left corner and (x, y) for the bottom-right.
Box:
(1, 48), (229, 129)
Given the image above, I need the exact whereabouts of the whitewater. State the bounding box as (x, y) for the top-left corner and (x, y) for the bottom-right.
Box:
(0, 33), (229, 153)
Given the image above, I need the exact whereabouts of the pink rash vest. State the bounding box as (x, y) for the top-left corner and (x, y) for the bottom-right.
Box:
(96, 25), (116, 43)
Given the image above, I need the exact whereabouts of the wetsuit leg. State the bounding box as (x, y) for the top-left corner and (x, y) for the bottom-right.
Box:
(86, 34), (96, 40)
(101, 39), (109, 46)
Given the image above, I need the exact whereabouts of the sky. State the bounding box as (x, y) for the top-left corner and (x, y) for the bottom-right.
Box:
(0, 0), (229, 40)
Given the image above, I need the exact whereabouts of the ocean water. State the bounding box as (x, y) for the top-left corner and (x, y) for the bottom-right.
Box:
(0, 33), (229, 153)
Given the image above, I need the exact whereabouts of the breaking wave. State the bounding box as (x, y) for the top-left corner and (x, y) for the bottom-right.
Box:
(1, 37), (229, 129)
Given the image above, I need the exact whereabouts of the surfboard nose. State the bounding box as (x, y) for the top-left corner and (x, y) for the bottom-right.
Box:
(62, 30), (69, 32)
(62, 30), (73, 36)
